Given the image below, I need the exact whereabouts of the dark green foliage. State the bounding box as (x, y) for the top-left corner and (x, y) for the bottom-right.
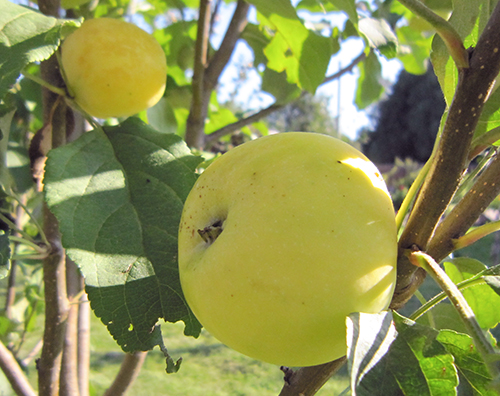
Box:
(362, 66), (446, 163)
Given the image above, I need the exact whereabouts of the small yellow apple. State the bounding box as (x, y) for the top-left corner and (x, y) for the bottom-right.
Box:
(178, 132), (397, 367)
(61, 18), (167, 119)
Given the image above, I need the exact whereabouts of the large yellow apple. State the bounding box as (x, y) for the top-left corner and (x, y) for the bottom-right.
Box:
(61, 18), (167, 119)
(178, 132), (397, 367)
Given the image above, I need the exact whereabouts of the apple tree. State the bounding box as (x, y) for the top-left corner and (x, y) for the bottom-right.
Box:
(1, 0), (500, 395)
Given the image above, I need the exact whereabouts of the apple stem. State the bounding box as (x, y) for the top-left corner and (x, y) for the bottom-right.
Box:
(407, 249), (500, 379)
(21, 69), (67, 97)
(198, 220), (224, 244)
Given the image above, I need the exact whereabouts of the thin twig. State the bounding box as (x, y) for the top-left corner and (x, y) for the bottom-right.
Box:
(204, 51), (367, 145)
(0, 340), (36, 396)
(185, 0), (212, 148)
(204, 0), (250, 92)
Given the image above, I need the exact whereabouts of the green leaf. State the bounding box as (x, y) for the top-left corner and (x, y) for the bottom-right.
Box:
(352, 312), (458, 396)
(44, 118), (203, 352)
(358, 17), (398, 59)
(474, 88), (500, 140)
(444, 258), (500, 330)
(328, 0), (358, 27)
(347, 311), (397, 393)
(396, 25), (433, 75)
(261, 68), (301, 104)
(0, 230), (10, 279)
(355, 51), (383, 109)
(241, 23), (270, 67)
(437, 330), (496, 395)
(0, 0), (76, 100)
(249, 0), (332, 93)
(430, 0), (482, 104)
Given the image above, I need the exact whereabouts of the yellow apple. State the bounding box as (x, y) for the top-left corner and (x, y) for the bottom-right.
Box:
(61, 18), (167, 119)
(178, 132), (397, 367)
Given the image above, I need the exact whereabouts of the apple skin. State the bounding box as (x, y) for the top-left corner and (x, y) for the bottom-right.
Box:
(178, 132), (397, 367)
(61, 18), (167, 119)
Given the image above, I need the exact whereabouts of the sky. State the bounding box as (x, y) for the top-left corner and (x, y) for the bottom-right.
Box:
(213, 3), (404, 140)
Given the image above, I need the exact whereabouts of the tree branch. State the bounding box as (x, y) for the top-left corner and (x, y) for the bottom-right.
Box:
(60, 259), (83, 396)
(77, 291), (90, 396)
(0, 340), (36, 396)
(392, 1), (500, 309)
(205, 103), (283, 145)
(204, 51), (366, 145)
(427, 150), (500, 261)
(278, 357), (347, 396)
(103, 352), (148, 396)
(204, 0), (250, 92)
(185, 0), (212, 148)
(37, 0), (70, 388)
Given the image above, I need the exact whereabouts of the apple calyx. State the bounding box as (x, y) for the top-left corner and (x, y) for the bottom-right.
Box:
(198, 220), (224, 244)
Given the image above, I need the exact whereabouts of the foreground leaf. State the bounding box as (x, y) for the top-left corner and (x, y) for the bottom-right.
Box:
(44, 118), (203, 352)
(347, 311), (397, 393)
(350, 312), (458, 396)
(444, 258), (500, 330)
(437, 330), (496, 395)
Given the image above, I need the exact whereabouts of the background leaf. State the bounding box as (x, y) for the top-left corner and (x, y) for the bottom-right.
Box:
(44, 118), (203, 352)
(355, 51), (383, 109)
(444, 258), (500, 330)
(0, 230), (10, 278)
(358, 17), (398, 59)
(430, 0), (482, 105)
(0, 0), (77, 101)
(249, 0), (332, 93)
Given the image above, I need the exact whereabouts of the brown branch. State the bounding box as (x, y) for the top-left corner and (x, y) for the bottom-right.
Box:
(204, 51), (366, 146)
(77, 292), (90, 396)
(0, 340), (36, 396)
(103, 352), (148, 396)
(37, 0), (70, 387)
(392, 1), (500, 309)
(204, 0), (250, 92)
(205, 103), (283, 145)
(185, 0), (212, 148)
(60, 259), (82, 396)
(427, 150), (500, 261)
(323, 52), (367, 84)
(278, 357), (347, 396)
(37, 205), (69, 396)
(4, 197), (26, 319)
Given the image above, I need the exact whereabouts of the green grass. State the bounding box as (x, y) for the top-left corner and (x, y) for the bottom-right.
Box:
(87, 318), (349, 396)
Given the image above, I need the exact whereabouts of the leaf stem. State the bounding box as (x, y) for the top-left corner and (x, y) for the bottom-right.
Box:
(397, 0), (469, 68)
(410, 277), (487, 321)
(408, 250), (500, 377)
(8, 236), (48, 254)
(21, 70), (67, 97)
(453, 220), (500, 251)
(395, 156), (431, 233)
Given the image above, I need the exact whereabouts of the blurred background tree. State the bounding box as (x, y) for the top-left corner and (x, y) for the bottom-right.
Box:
(361, 65), (446, 164)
